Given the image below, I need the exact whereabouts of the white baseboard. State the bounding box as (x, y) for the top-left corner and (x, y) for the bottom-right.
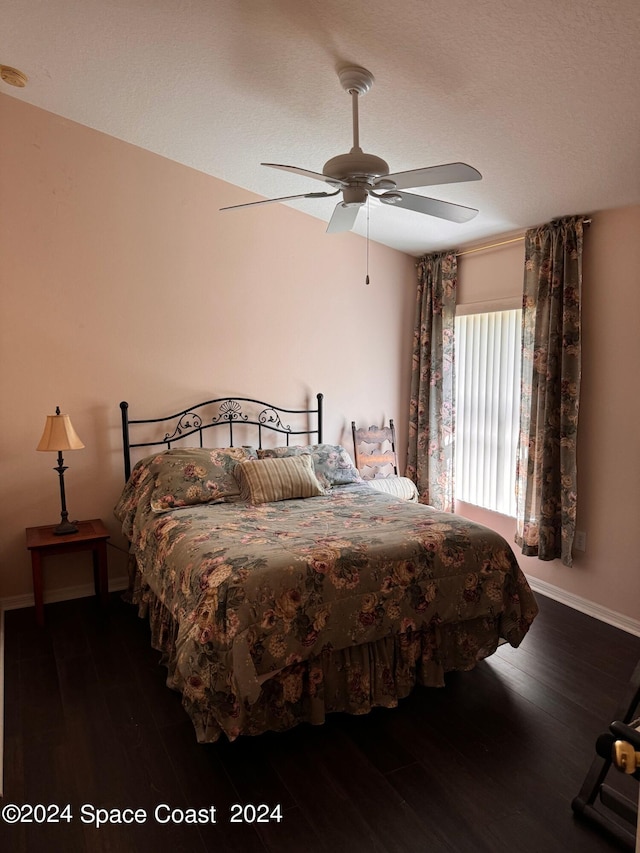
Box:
(527, 576), (640, 638)
(0, 577), (129, 614)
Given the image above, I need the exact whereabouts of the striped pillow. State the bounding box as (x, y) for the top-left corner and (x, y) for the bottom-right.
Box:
(234, 454), (325, 504)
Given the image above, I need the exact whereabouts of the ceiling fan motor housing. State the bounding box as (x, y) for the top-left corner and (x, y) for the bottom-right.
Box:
(322, 152), (390, 184)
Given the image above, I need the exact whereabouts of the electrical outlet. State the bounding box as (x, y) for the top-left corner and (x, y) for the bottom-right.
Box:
(574, 530), (587, 552)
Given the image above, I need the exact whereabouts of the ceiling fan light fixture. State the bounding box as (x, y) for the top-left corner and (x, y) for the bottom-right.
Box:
(341, 187), (368, 206)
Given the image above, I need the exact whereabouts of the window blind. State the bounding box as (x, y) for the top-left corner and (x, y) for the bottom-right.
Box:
(454, 309), (521, 516)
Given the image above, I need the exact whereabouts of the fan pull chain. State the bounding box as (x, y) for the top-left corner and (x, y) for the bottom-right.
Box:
(365, 195), (370, 285)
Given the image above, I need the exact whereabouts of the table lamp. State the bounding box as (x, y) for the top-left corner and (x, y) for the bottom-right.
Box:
(36, 406), (85, 535)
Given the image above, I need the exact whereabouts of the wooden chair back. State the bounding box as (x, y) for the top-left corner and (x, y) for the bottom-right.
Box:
(351, 421), (399, 479)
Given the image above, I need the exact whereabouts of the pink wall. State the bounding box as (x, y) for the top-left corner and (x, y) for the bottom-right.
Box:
(456, 207), (640, 623)
(3, 92), (638, 625)
(0, 94), (416, 600)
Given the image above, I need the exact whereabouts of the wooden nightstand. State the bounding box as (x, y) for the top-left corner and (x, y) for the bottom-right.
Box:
(25, 518), (110, 626)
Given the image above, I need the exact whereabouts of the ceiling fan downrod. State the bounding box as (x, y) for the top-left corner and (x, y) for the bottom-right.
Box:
(351, 89), (361, 152)
(323, 66), (390, 184)
(337, 66), (374, 154)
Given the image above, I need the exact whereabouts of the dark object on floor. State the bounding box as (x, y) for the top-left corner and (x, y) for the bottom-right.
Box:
(572, 658), (640, 849)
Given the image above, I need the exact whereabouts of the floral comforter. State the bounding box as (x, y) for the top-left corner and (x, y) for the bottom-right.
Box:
(115, 465), (538, 742)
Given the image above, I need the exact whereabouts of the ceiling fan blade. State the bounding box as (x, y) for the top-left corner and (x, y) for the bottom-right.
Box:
(220, 190), (339, 211)
(380, 162), (482, 191)
(262, 163), (347, 188)
(380, 191), (479, 223)
(326, 202), (360, 234)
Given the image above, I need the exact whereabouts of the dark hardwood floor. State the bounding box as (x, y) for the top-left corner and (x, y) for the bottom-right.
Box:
(2, 590), (639, 853)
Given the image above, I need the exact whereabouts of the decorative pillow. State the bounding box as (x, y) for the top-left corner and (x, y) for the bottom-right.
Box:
(234, 454), (325, 504)
(149, 446), (258, 512)
(257, 444), (363, 489)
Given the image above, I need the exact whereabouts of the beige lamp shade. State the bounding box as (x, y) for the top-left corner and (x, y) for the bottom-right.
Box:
(36, 410), (85, 452)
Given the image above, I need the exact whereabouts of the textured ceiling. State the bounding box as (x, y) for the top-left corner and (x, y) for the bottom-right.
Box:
(2, 0), (639, 255)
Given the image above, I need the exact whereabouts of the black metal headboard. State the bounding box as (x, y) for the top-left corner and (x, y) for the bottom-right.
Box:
(120, 393), (324, 481)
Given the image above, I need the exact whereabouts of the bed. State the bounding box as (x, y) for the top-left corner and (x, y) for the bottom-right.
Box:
(115, 393), (538, 743)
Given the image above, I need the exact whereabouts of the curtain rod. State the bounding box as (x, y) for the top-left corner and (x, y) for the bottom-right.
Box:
(457, 236), (523, 256)
(456, 219), (592, 257)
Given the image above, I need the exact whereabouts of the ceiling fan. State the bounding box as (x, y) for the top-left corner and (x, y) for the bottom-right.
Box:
(221, 66), (482, 233)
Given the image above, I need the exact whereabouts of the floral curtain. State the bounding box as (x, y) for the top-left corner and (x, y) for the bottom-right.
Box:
(406, 251), (457, 512)
(515, 216), (585, 566)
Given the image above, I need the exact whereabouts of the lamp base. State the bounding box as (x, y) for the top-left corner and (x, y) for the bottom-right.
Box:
(53, 518), (79, 536)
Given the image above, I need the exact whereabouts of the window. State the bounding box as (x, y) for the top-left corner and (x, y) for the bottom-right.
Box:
(454, 309), (521, 516)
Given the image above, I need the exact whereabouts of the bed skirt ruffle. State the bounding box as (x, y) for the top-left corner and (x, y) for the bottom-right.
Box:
(128, 561), (502, 743)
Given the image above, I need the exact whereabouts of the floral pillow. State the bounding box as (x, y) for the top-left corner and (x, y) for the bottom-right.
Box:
(149, 446), (257, 512)
(257, 443), (363, 489)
